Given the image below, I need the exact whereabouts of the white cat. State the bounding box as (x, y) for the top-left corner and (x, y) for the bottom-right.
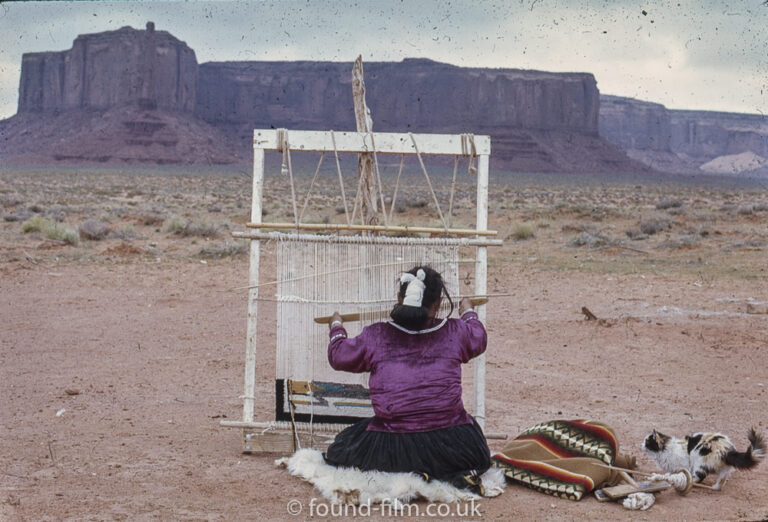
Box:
(642, 428), (765, 490)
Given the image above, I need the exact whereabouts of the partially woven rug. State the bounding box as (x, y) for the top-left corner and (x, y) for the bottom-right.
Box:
(276, 448), (506, 505)
(491, 419), (636, 501)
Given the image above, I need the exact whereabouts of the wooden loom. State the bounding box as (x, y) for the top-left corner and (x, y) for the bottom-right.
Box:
(221, 127), (502, 453)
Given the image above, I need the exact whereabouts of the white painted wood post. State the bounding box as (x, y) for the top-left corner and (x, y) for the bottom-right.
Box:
(473, 153), (490, 431)
(243, 143), (265, 423)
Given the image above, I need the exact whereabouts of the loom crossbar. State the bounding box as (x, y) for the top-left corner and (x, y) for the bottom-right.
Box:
(254, 129), (491, 156)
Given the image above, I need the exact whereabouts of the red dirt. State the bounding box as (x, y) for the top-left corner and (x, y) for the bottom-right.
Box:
(1, 168), (767, 520)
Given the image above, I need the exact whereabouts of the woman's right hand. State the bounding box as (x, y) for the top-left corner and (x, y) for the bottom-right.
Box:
(459, 297), (473, 316)
(329, 311), (342, 329)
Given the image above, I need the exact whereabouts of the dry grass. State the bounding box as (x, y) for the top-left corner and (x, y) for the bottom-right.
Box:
(1, 165), (766, 283)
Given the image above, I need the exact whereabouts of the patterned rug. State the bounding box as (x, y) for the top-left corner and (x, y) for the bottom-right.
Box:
(491, 419), (636, 500)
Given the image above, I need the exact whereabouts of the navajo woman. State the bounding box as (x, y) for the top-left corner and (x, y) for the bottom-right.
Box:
(324, 265), (490, 493)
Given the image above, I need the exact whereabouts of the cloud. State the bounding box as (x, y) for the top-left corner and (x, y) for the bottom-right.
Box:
(0, 0), (766, 119)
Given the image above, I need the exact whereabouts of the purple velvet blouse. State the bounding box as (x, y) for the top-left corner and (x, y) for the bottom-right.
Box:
(327, 311), (487, 433)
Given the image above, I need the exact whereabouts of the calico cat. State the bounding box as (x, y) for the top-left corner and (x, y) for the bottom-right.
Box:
(642, 428), (765, 490)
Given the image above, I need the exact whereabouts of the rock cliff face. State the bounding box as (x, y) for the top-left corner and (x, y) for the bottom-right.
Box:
(197, 59), (598, 134)
(195, 59), (644, 173)
(3, 23), (646, 172)
(18, 22), (196, 113)
(600, 95), (768, 174)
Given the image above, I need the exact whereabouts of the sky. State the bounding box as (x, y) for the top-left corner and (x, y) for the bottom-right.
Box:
(0, 0), (766, 120)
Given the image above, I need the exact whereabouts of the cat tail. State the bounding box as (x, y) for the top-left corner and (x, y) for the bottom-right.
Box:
(724, 428), (765, 470)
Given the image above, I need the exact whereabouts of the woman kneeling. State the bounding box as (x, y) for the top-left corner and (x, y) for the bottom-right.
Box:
(324, 265), (490, 494)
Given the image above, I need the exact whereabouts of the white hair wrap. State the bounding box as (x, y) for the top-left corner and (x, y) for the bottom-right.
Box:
(400, 269), (426, 307)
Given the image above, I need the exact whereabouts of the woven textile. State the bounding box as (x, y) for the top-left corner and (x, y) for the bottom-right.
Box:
(491, 420), (636, 501)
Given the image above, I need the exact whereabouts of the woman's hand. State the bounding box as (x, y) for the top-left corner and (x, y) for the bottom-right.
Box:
(459, 297), (473, 316)
(329, 311), (342, 329)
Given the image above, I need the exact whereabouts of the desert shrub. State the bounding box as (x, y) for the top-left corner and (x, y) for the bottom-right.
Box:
(182, 221), (219, 238)
(78, 219), (111, 240)
(656, 198), (683, 210)
(666, 206), (686, 216)
(45, 223), (80, 245)
(21, 215), (48, 233)
(136, 211), (165, 226)
(753, 203), (768, 212)
(23, 216), (79, 245)
(638, 217), (671, 235)
(109, 226), (137, 240)
(509, 223), (535, 240)
(737, 205), (754, 215)
(199, 241), (249, 259)
(569, 232), (608, 248)
(625, 228), (648, 240)
(405, 197), (428, 209)
(4, 210), (33, 222)
(163, 216), (187, 235)
(657, 235), (700, 249)
(163, 217), (219, 238)
(561, 222), (599, 234)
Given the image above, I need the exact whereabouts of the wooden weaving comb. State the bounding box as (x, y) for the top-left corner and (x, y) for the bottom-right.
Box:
(594, 480), (672, 502)
(314, 297), (489, 324)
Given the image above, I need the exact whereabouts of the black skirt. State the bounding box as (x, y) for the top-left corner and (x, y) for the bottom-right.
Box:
(324, 417), (491, 490)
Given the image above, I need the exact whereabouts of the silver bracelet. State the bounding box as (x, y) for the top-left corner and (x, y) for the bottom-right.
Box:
(330, 320), (343, 328)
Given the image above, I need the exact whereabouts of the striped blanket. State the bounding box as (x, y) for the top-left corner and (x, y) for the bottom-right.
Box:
(491, 419), (636, 501)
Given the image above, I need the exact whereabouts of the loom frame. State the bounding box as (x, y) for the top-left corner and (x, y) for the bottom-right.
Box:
(222, 129), (498, 453)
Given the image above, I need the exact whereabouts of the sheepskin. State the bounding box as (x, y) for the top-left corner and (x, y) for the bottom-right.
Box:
(276, 448), (506, 505)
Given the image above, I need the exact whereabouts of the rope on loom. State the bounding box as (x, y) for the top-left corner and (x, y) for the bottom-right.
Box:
(623, 493), (655, 511)
(298, 151), (325, 224)
(329, 130), (351, 226)
(447, 156), (459, 228)
(276, 128), (300, 227)
(461, 133), (477, 175)
(388, 154), (406, 223)
(409, 132), (449, 230)
(369, 132), (390, 227)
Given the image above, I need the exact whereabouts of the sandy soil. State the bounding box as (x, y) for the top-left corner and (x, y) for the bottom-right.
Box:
(1, 167), (767, 521)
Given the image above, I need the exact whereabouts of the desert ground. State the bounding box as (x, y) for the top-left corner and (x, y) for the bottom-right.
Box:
(1, 163), (767, 521)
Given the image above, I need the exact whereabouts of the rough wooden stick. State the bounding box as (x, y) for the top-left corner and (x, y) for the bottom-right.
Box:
(598, 464), (713, 491)
(314, 296), (494, 324)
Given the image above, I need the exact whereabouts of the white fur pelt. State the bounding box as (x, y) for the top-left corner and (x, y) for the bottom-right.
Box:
(276, 448), (506, 505)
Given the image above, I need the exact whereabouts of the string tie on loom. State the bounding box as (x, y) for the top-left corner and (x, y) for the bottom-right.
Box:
(277, 128), (289, 176)
(461, 133), (477, 175)
(400, 269), (426, 307)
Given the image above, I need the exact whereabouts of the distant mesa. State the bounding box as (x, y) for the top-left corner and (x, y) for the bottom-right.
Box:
(599, 95), (768, 176)
(1, 22), (765, 176)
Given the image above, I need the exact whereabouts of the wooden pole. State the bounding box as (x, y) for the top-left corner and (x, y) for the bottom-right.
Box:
(244, 221), (497, 236)
(243, 143), (265, 424)
(352, 56), (378, 226)
(473, 153), (490, 431)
